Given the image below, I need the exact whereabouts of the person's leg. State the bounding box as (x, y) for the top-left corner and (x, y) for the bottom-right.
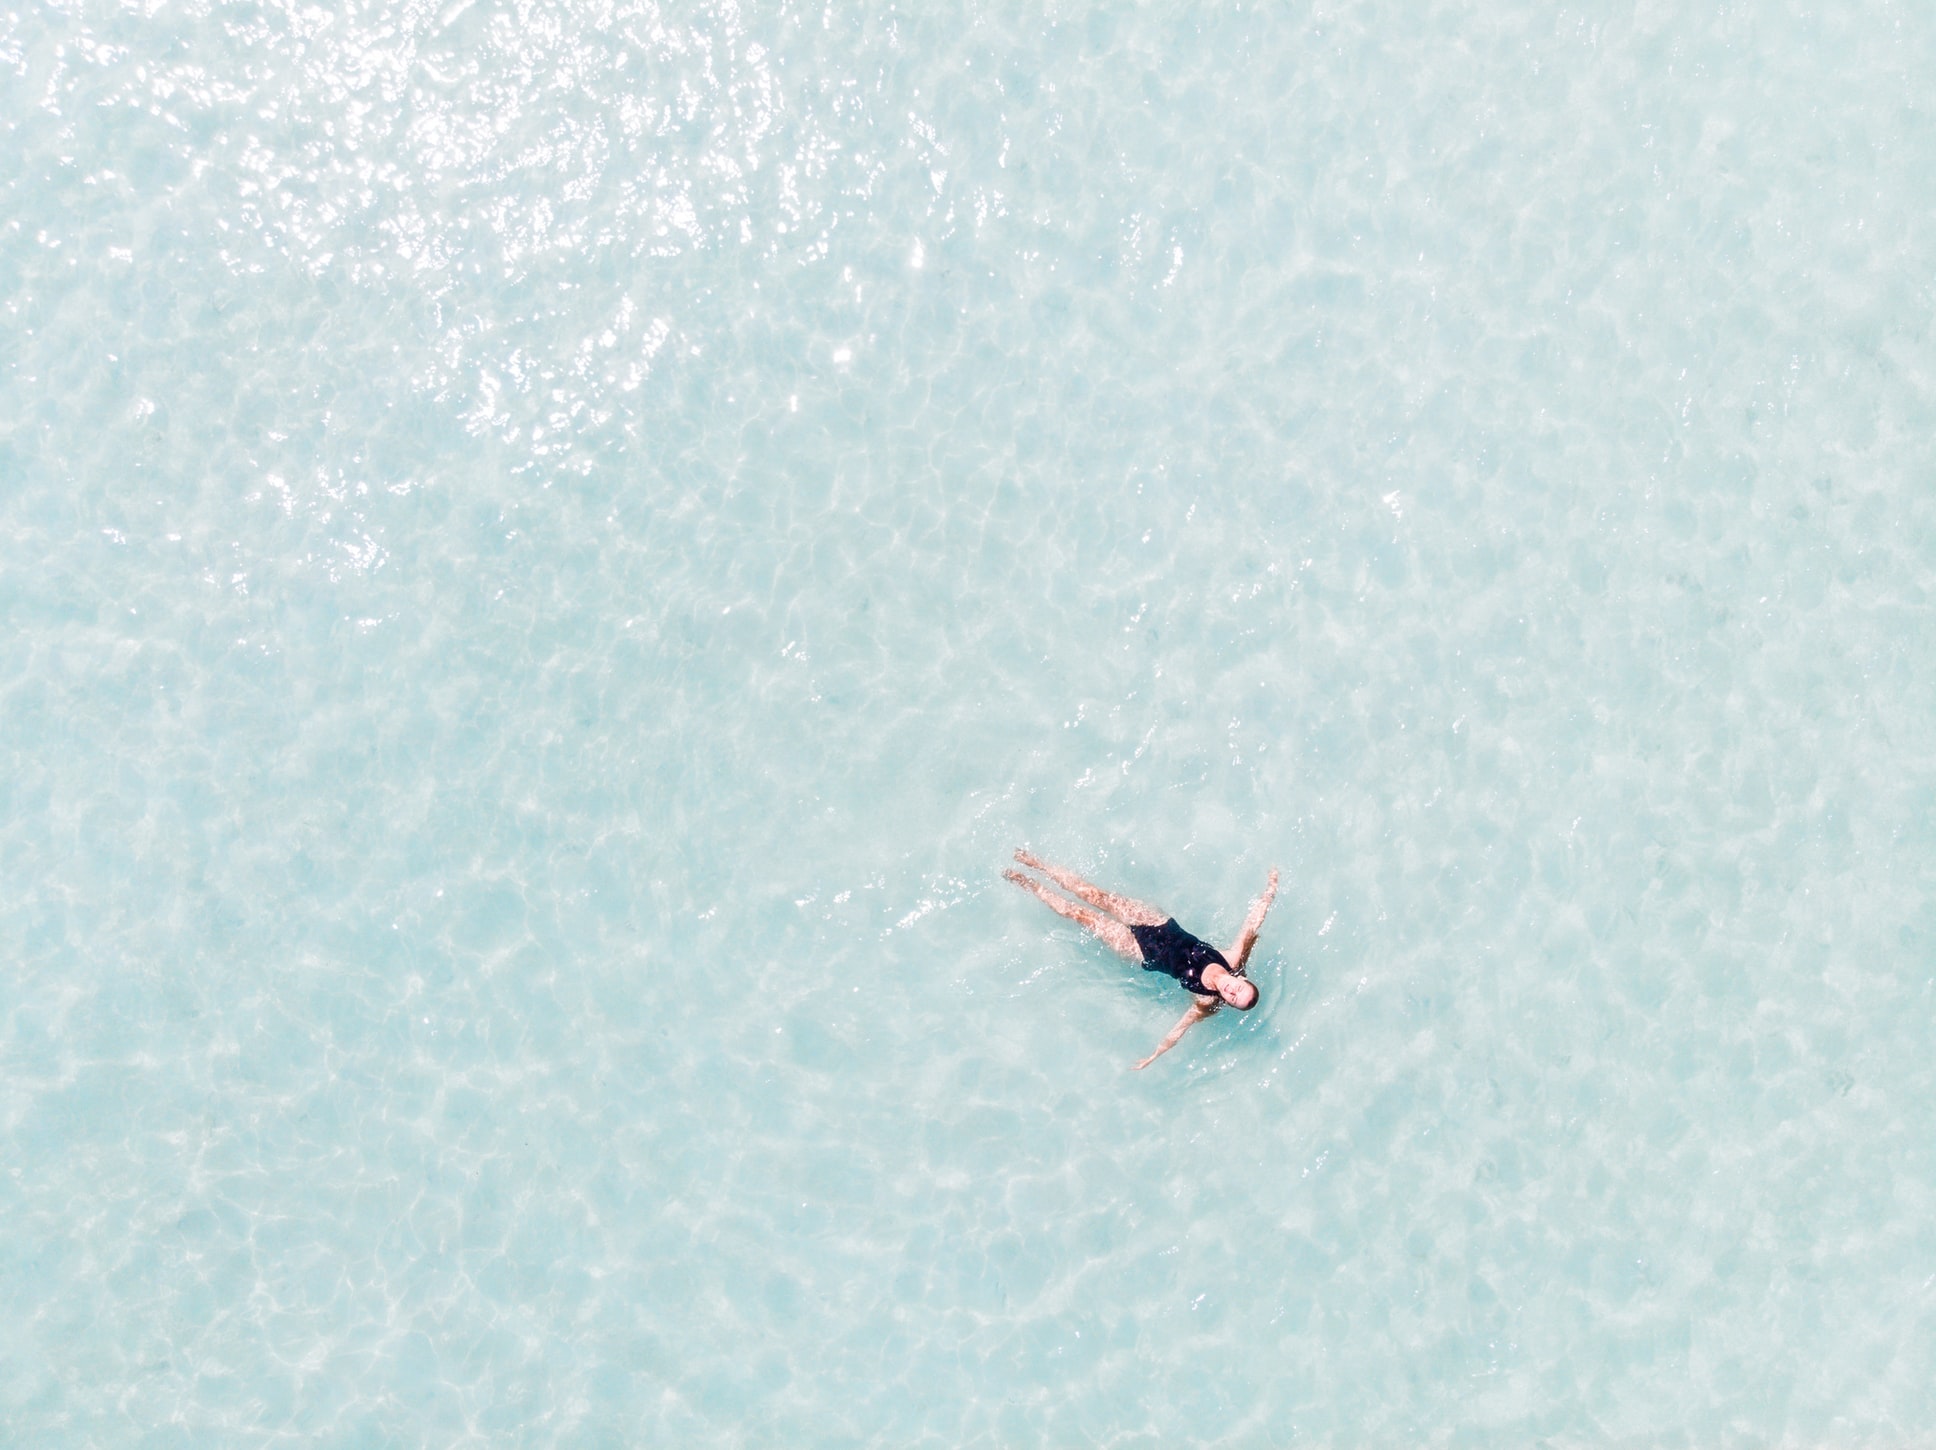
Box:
(1003, 870), (1143, 961)
(1012, 849), (1168, 927)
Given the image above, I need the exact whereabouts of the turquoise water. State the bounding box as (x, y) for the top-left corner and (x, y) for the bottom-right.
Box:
(6, 0), (1936, 1442)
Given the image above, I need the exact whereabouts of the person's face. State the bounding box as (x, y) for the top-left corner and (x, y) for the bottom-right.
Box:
(1217, 975), (1256, 1009)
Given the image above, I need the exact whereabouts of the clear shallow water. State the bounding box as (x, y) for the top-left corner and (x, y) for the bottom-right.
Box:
(4, 0), (1935, 1442)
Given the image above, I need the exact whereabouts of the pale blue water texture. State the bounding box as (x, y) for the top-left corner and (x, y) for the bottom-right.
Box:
(4, 0), (1935, 1444)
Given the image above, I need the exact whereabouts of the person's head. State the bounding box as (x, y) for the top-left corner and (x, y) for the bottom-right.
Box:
(1216, 972), (1259, 1011)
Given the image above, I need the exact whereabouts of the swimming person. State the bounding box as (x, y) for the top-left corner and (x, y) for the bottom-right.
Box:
(1003, 849), (1280, 1069)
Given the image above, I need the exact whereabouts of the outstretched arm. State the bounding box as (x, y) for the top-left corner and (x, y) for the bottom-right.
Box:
(1226, 867), (1280, 972)
(1135, 1001), (1212, 1070)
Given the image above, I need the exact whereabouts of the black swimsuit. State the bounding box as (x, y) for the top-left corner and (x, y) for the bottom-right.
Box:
(1131, 919), (1231, 998)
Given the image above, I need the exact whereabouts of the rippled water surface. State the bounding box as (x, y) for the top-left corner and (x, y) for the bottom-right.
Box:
(6, 1), (1936, 1443)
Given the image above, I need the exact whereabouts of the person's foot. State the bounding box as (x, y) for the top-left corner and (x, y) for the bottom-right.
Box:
(1002, 868), (1033, 888)
(1013, 848), (1046, 871)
